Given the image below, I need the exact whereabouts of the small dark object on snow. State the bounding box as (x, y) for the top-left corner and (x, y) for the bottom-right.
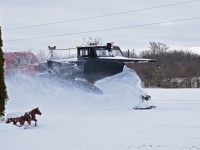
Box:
(141, 95), (151, 101)
(133, 106), (157, 110)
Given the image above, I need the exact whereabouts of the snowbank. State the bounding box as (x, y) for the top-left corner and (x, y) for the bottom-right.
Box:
(95, 66), (152, 108)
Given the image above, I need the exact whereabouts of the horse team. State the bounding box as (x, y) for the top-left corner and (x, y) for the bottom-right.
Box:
(6, 107), (42, 128)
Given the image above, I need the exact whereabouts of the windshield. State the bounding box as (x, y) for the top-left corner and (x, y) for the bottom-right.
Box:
(95, 48), (123, 57)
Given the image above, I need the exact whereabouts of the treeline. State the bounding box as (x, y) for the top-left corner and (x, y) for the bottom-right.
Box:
(126, 42), (200, 88)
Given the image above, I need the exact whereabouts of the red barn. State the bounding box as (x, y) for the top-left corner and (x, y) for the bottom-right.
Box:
(4, 52), (39, 75)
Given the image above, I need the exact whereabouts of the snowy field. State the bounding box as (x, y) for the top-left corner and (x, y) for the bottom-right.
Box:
(1, 70), (200, 150)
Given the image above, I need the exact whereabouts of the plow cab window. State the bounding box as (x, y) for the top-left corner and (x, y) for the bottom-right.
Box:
(79, 48), (90, 57)
(95, 47), (123, 57)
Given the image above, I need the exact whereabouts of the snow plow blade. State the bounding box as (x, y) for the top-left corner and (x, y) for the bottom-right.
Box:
(84, 59), (125, 83)
(47, 58), (155, 84)
(84, 58), (155, 83)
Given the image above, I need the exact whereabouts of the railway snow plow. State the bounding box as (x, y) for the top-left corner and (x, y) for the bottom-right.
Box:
(47, 43), (155, 82)
(47, 43), (156, 109)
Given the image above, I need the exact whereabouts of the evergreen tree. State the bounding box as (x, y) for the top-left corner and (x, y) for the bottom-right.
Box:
(0, 26), (8, 117)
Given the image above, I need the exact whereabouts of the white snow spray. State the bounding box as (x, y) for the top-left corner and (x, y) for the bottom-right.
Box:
(5, 66), (152, 112)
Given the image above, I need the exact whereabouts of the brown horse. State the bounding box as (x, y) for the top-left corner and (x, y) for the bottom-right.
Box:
(6, 107), (42, 128)
(29, 107), (42, 126)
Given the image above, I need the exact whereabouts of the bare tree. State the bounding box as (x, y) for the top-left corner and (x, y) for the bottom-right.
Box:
(83, 37), (103, 46)
(123, 49), (136, 58)
(137, 42), (200, 88)
(36, 50), (48, 61)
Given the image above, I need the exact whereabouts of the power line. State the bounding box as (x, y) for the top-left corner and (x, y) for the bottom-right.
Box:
(3, 0), (200, 31)
(5, 16), (200, 42)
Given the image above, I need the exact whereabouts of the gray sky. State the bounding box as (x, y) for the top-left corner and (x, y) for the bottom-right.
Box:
(1, 0), (200, 54)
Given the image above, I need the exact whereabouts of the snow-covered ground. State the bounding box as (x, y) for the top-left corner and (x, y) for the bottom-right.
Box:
(1, 69), (200, 150)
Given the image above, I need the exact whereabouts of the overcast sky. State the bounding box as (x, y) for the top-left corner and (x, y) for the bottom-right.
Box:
(1, 0), (200, 54)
